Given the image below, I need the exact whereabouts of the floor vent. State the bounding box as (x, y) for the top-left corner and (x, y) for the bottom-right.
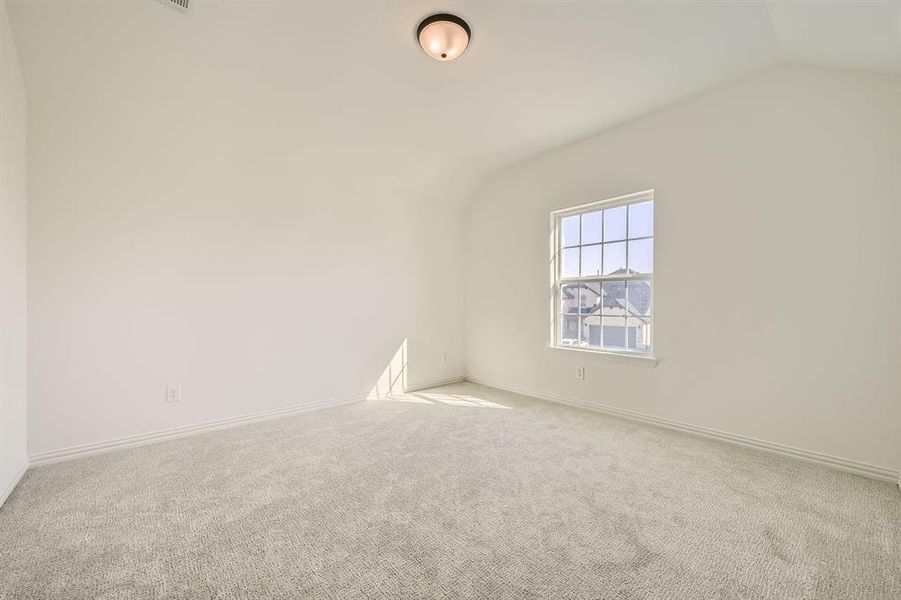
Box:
(162, 0), (189, 10)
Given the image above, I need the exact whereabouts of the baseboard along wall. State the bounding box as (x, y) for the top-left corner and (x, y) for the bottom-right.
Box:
(28, 395), (363, 467)
(26, 375), (468, 468)
(464, 375), (899, 484)
(0, 465), (28, 509)
(12, 373), (897, 498)
(403, 376), (466, 394)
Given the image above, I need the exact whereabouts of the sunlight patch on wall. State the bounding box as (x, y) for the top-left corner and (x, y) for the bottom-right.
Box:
(367, 339), (407, 400)
(366, 339), (509, 408)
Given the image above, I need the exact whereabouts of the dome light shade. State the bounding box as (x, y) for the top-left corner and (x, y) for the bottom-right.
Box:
(417, 14), (471, 62)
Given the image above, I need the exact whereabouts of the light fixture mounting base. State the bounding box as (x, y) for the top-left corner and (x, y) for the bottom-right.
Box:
(416, 13), (471, 41)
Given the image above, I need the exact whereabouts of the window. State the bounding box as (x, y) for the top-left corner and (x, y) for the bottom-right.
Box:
(552, 190), (654, 355)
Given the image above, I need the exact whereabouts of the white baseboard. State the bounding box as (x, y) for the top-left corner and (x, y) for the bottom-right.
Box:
(23, 374), (899, 489)
(0, 464), (28, 508)
(402, 375), (465, 394)
(465, 375), (899, 484)
(29, 395), (363, 467)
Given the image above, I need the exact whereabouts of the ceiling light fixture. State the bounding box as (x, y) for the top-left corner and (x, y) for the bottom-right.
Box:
(417, 13), (471, 62)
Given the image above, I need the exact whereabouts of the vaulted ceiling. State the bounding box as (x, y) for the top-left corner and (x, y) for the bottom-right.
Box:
(8, 0), (900, 202)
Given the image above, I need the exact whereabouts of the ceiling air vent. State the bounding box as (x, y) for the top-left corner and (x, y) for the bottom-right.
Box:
(160, 0), (189, 10)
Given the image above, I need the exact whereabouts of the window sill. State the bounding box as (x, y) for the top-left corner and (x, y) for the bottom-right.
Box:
(547, 345), (659, 367)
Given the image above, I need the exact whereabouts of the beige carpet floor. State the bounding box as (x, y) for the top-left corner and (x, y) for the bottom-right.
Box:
(0, 382), (899, 599)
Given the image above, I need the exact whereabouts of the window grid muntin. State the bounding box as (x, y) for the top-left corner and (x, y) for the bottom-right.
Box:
(562, 234), (653, 249)
(553, 191), (654, 355)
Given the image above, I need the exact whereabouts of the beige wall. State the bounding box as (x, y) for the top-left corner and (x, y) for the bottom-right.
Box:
(465, 65), (901, 472)
(20, 12), (467, 458)
(0, 0), (27, 503)
(7, 3), (901, 481)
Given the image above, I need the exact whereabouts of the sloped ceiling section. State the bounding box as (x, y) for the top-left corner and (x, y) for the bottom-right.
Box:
(766, 0), (901, 74)
(6, 0), (900, 198)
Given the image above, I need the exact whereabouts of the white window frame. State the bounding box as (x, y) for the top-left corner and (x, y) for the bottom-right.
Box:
(549, 189), (656, 361)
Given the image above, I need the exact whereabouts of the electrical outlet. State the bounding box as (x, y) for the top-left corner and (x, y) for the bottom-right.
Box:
(576, 366), (585, 380)
(166, 383), (181, 403)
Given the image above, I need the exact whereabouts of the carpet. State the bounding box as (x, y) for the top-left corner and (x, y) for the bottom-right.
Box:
(0, 383), (898, 599)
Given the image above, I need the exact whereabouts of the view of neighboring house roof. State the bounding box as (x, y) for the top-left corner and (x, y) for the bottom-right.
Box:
(562, 269), (651, 318)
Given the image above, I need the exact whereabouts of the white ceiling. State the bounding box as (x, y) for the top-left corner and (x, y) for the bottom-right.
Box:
(7, 0), (900, 201)
(767, 0), (901, 74)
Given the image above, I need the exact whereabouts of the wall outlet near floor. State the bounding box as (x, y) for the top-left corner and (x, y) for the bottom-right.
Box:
(576, 366), (585, 380)
(165, 383), (181, 403)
